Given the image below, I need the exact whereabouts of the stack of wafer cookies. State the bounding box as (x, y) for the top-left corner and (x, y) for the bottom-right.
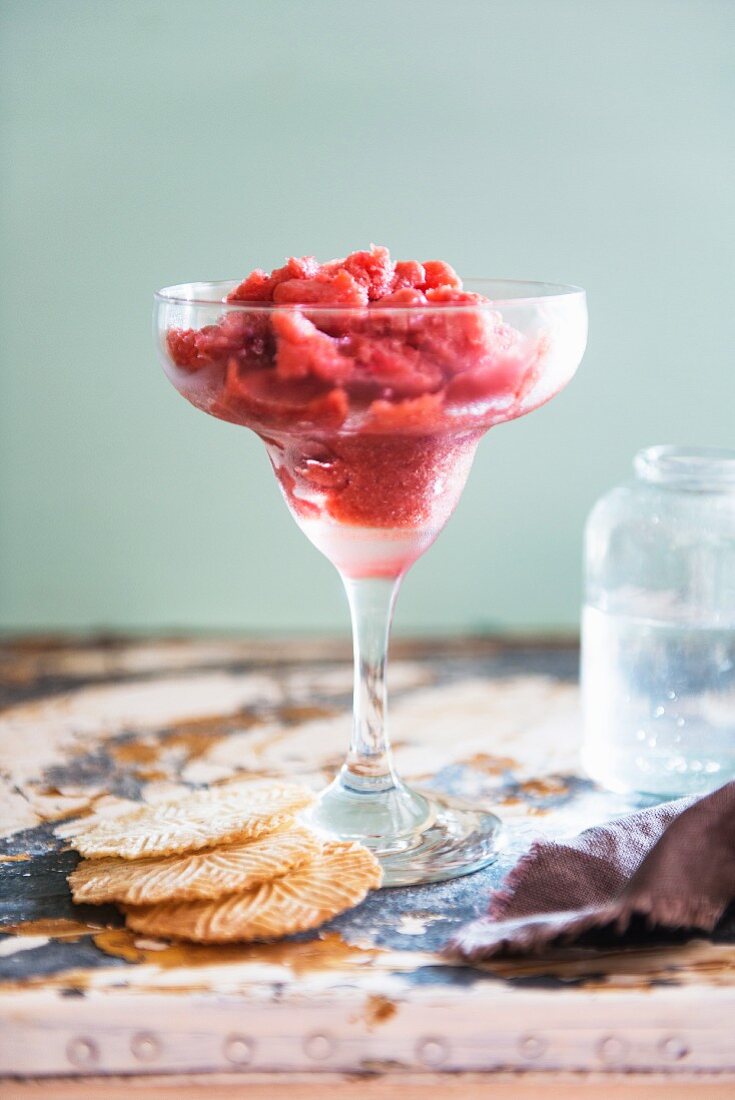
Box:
(64, 780), (382, 943)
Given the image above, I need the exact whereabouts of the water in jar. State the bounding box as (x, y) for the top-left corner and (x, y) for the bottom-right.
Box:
(582, 605), (735, 796)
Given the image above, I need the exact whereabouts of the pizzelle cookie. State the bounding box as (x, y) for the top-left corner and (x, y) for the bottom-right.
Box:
(124, 840), (383, 943)
(68, 824), (321, 905)
(71, 781), (315, 860)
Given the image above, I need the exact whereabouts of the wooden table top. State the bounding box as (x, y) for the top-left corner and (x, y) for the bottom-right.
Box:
(0, 635), (733, 1095)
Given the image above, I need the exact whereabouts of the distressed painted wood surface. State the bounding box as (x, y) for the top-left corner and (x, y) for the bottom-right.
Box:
(0, 635), (734, 1085)
(4, 1073), (735, 1100)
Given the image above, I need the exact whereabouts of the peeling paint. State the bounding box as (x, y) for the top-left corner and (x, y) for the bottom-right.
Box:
(363, 993), (399, 1027)
(1, 635), (732, 1019)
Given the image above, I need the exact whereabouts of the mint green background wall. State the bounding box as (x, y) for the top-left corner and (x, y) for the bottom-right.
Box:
(1, 0), (733, 635)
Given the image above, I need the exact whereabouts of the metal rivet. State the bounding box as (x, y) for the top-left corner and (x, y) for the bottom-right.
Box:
(66, 1037), (99, 1068)
(224, 1034), (255, 1065)
(660, 1036), (689, 1061)
(598, 1035), (628, 1063)
(520, 1034), (546, 1059)
(304, 1033), (335, 1060)
(416, 1037), (449, 1067)
(131, 1032), (160, 1062)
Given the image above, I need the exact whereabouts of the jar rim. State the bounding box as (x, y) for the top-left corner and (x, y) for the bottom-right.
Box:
(635, 445), (735, 491)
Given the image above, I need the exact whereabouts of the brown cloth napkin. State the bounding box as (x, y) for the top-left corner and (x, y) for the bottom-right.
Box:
(450, 780), (735, 961)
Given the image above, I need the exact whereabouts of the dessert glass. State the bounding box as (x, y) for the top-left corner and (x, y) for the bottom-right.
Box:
(155, 278), (587, 884)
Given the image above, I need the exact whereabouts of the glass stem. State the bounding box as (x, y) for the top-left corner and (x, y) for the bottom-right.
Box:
(340, 575), (401, 794)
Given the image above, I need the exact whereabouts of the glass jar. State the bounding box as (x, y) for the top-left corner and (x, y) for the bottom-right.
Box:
(581, 445), (735, 797)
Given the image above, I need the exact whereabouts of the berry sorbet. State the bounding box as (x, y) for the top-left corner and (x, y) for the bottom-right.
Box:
(162, 246), (553, 576)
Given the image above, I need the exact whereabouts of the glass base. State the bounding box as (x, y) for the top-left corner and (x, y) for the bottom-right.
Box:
(309, 773), (504, 887)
